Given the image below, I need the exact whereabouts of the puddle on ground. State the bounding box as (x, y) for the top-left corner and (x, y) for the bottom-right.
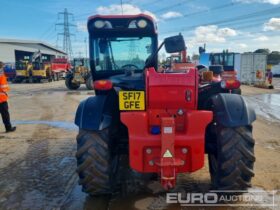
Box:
(12, 120), (77, 131)
(66, 91), (94, 95)
(62, 181), (279, 210)
(244, 93), (280, 123)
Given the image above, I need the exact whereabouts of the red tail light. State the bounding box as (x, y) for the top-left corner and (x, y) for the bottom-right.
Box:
(221, 79), (240, 90)
(94, 80), (113, 90)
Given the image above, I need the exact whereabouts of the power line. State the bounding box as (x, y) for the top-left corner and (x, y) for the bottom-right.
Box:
(74, 0), (196, 21)
(162, 1), (241, 22)
(56, 8), (76, 59)
(226, 31), (280, 42)
(39, 24), (55, 40)
(120, 0), (124, 15)
(152, 0), (192, 14)
(161, 6), (280, 35)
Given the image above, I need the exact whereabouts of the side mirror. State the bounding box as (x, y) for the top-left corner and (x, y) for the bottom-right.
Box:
(164, 34), (186, 53)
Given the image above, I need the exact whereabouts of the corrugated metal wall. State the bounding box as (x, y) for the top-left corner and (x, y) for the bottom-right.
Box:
(0, 43), (66, 63)
(0, 43), (15, 62)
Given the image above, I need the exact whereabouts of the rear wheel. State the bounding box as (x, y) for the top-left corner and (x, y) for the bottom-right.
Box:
(36, 78), (41, 83)
(54, 73), (60, 81)
(76, 129), (115, 196)
(85, 75), (93, 90)
(28, 76), (33, 83)
(65, 74), (80, 90)
(208, 126), (255, 191)
(12, 78), (22, 83)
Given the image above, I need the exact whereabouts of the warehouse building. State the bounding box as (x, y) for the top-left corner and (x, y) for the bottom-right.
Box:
(0, 38), (67, 63)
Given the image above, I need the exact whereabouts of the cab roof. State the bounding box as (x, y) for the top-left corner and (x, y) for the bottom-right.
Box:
(87, 14), (157, 35)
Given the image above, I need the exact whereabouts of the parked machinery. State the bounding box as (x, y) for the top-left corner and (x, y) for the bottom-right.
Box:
(65, 58), (93, 90)
(13, 51), (53, 83)
(51, 58), (71, 81)
(3, 63), (16, 81)
(164, 50), (196, 71)
(74, 14), (256, 196)
(13, 60), (33, 83)
(31, 61), (52, 83)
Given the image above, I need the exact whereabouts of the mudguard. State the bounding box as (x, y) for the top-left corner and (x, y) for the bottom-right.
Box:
(75, 95), (114, 131)
(211, 93), (256, 127)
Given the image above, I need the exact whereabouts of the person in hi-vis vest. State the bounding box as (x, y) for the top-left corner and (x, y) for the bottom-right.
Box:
(0, 61), (16, 132)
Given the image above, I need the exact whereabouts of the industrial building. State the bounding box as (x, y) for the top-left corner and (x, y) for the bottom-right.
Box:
(0, 38), (67, 63)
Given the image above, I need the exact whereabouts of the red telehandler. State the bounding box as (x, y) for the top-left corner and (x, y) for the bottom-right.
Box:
(74, 14), (256, 195)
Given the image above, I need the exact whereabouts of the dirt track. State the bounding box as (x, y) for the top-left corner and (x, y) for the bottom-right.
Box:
(0, 79), (279, 210)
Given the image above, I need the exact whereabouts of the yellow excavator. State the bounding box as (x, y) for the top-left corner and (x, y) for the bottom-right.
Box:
(30, 51), (53, 82)
(31, 61), (52, 82)
(13, 60), (33, 83)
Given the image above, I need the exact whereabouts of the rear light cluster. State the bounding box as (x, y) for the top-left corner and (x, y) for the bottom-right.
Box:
(94, 80), (113, 90)
(221, 79), (241, 90)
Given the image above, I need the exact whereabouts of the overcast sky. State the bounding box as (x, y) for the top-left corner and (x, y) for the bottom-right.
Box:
(0, 0), (279, 56)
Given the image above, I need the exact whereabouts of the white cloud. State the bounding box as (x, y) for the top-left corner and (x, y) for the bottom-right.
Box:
(97, 4), (141, 15)
(217, 28), (237, 37)
(77, 21), (87, 32)
(183, 33), (280, 55)
(161, 11), (182, 20)
(235, 0), (280, 5)
(237, 43), (248, 49)
(264, 18), (280, 31)
(192, 25), (237, 44)
(254, 35), (269, 41)
(96, 4), (158, 21)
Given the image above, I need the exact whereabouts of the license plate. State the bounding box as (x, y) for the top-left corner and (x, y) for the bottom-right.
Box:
(119, 91), (145, 111)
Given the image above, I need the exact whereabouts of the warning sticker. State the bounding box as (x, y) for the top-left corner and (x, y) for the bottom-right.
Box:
(163, 149), (173, 158)
(163, 127), (173, 134)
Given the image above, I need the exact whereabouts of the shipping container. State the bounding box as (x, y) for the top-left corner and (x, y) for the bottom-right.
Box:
(199, 52), (267, 84)
(237, 53), (267, 84)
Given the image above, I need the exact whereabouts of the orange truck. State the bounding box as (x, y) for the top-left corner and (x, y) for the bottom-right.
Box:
(164, 50), (195, 71)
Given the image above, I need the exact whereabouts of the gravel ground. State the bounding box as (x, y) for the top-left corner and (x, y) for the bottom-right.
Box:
(0, 79), (279, 210)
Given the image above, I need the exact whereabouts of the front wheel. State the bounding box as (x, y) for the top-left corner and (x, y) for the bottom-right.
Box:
(76, 129), (116, 196)
(208, 126), (255, 191)
(65, 74), (80, 90)
(85, 75), (93, 90)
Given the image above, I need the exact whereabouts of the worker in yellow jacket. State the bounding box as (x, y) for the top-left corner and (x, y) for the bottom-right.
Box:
(0, 61), (16, 132)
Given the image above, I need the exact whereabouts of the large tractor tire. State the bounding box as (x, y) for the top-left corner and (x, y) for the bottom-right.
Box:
(208, 126), (255, 191)
(65, 74), (80, 90)
(76, 129), (115, 196)
(85, 75), (94, 90)
(53, 72), (60, 81)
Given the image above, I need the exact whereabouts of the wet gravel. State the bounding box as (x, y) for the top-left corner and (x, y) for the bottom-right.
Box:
(0, 81), (279, 210)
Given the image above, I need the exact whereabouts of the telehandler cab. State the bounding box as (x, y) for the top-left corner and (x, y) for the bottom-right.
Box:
(75, 14), (256, 195)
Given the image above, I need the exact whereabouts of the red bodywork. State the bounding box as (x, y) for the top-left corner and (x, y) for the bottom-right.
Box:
(121, 68), (213, 189)
(51, 58), (71, 73)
